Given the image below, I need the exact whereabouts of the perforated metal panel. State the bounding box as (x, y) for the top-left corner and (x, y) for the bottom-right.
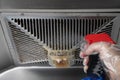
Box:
(9, 24), (48, 64)
(5, 15), (115, 66)
(8, 17), (114, 49)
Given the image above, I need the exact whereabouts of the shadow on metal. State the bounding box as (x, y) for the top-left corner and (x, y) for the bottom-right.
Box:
(0, 66), (86, 80)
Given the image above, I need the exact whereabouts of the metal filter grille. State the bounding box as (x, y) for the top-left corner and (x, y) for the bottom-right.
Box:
(9, 24), (48, 64)
(7, 16), (115, 65)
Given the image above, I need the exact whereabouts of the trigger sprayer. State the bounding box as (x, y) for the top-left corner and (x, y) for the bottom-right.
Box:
(81, 33), (115, 80)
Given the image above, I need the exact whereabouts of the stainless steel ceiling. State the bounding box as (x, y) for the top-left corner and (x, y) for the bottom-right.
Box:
(0, 0), (120, 9)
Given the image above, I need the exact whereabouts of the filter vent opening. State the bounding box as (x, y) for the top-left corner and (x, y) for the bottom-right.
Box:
(7, 16), (115, 66)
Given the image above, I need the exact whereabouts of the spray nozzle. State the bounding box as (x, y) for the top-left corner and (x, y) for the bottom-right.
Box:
(84, 33), (115, 45)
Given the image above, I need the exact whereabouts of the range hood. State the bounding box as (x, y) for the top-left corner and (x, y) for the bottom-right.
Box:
(0, 0), (120, 80)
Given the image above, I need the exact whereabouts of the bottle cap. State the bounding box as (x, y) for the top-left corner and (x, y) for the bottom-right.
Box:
(85, 33), (115, 45)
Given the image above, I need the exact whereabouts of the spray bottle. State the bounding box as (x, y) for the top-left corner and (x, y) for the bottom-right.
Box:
(81, 33), (115, 80)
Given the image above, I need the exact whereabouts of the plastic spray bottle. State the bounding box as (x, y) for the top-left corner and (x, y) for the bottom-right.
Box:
(81, 33), (115, 80)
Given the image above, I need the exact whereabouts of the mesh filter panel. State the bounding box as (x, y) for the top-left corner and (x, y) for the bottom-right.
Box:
(7, 16), (115, 65)
(10, 24), (48, 64)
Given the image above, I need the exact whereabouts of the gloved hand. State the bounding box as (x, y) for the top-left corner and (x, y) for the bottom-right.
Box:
(80, 42), (120, 80)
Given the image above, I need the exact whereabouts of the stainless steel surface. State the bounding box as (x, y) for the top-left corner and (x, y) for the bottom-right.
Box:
(1, 12), (120, 67)
(111, 17), (120, 42)
(0, 9), (120, 80)
(0, 21), (13, 70)
(0, 0), (120, 9)
(0, 67), (86, 80)
(3, 13), (115, 66)
(117, 26), (120, 44)
(0, 0), (120, 79)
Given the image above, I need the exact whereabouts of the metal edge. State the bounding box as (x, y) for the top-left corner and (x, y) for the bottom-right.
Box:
(111, 17), (120, 42)
(0, 19), (14, 65)
(1, 11), (120, 66)
(1, 12), (120, 18)
(0, 16), (20, 66)
(1, 9), (120, 13)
